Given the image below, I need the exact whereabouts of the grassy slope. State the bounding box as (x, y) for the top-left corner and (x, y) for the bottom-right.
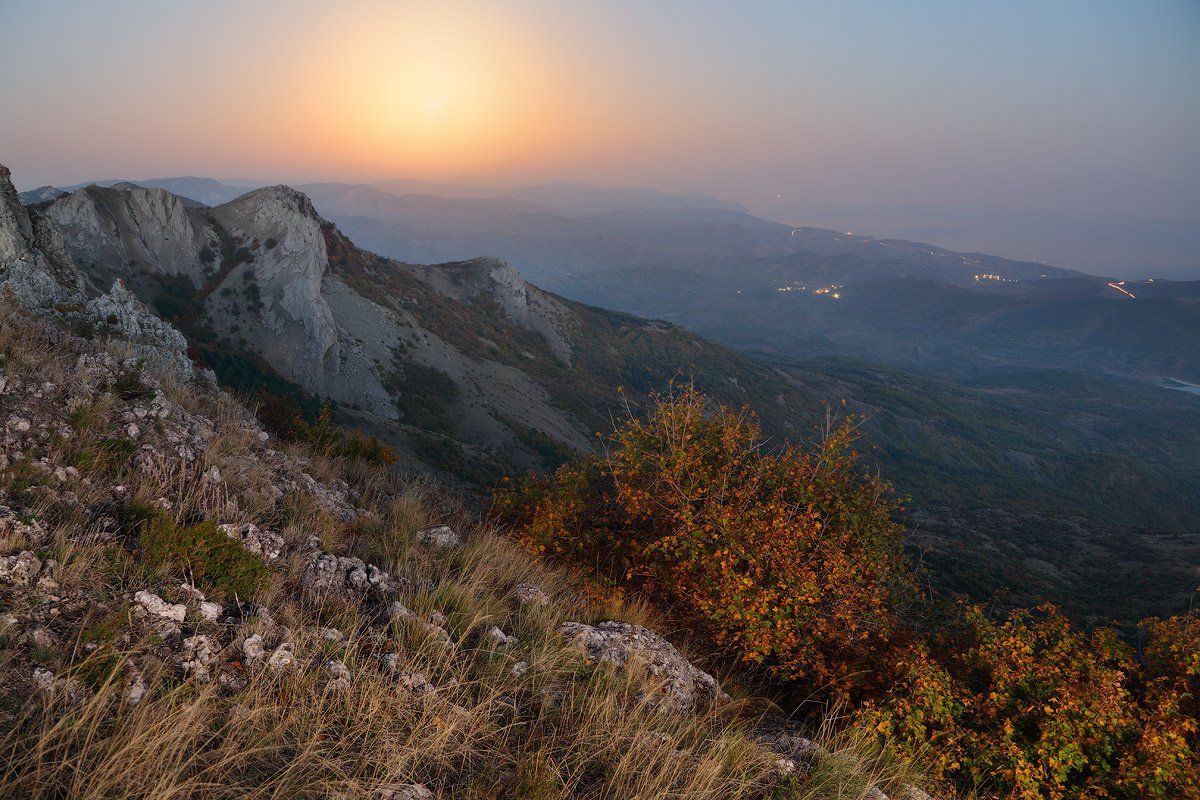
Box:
(0, 306), (917, 800)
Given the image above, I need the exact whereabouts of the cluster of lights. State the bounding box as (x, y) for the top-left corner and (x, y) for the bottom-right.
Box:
(775, 283), (841, 299)
(973, 273), (1016, 283)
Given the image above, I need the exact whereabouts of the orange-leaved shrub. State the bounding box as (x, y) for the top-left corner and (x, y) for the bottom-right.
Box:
(1116, 612), (1200, 799)
(492, 386), (911, 695)
(862, 604), (1200, 800)
(861, 605), (1137, 799)
(493, 386), (1200, 800)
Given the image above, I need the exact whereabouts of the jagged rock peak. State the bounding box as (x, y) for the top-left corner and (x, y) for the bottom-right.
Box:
(224, 185), (320, 220)
(86, 278), (203, 382)
(0, 162), (86, 307)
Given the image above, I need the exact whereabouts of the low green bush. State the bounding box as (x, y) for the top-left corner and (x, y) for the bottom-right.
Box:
(138, 515), (269, 599)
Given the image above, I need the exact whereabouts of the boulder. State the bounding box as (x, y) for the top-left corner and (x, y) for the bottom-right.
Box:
(558, 621), (728, 713)
(415, 525), (462, 549)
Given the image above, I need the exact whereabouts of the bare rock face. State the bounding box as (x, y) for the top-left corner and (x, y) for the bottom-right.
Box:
(42, 181), (341, 396)
(558, 620), (729, 713)
(1, 165), (201, 383)
(44, 185), (207, 283)
(17, 186), (68, 205)
(0, 163), (86, 308)
(208, 186), (341, 391)
(412, 256), (574, 365)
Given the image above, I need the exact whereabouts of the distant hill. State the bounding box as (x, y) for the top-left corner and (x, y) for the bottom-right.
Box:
(57, 176), (255, 207)
(315, 192), (1200, 384)
(369, 178), (748, 216)
(16, 185), (67, 205)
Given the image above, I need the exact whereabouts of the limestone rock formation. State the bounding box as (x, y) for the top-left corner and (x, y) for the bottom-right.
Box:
(206, 186), (341, 391)
(558, 620), (729, 713)
(1, 164), (203, 383)
(0, 164), (85, 307)
(16, 185), (68, 206)
(87, 279), (201, 381)
(26, 171), (810, 490)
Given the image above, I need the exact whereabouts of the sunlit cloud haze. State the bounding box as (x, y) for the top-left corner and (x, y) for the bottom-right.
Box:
(2, 0), (1197, 277)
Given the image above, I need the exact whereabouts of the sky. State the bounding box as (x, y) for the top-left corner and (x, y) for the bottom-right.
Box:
(1, 0), (1197, 277)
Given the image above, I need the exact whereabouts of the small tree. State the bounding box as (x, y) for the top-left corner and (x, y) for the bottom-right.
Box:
(861, 604), (1200, 800)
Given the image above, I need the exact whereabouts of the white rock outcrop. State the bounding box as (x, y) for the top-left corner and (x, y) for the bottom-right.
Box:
(558, 620), (729, 713)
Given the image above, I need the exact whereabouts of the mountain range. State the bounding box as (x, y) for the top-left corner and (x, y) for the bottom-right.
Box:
(11, 170), (1200, 625)
(52, 175), (1195, 384)
(23, 179), (811, 490)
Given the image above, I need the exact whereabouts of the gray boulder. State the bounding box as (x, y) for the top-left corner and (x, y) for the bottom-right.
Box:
(559, 620), (728, 713)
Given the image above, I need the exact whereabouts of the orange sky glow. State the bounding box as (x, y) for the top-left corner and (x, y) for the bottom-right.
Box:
(2, 0), (1197, 275)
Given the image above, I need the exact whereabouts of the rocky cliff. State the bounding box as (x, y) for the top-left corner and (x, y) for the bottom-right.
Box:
(1, 164), (201, 383)
(28, 172), (809, 485)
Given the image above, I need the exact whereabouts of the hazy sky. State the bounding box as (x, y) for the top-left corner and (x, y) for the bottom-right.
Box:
(2, 0), (1197, 277)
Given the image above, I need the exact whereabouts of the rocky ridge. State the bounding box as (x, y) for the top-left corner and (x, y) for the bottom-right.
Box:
(22, 168), (814, 485)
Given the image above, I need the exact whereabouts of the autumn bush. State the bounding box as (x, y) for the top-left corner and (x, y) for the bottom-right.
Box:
(492, 386), (911, 696)
(493, 386), (1200, 800)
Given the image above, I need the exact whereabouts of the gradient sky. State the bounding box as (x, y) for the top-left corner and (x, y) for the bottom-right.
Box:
(2, 0), (1197, 277)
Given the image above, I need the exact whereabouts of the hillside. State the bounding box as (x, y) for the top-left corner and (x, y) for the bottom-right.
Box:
(775, 357), (1200, 624)
(36, 180), (812, 487)
(24, 174), (1200, 625)
(293, 183), (1199, 384)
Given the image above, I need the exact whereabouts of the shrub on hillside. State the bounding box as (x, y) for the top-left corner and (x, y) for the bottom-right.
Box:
(494, 386), (1200, 800)
(293, 402), (398, 466)
(861, 605), (1138, 799)
(861, 603), (1200, 800)
(492, 386), (910, 694)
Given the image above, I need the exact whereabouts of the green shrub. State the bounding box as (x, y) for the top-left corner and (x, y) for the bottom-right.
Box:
(137, 516), (269, 599)
(293, 402), (398, 466)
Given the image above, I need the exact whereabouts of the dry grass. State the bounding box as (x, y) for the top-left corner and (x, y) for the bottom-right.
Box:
(0, 305), (920, 799)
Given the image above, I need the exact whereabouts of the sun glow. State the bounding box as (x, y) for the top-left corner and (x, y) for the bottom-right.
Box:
(293, 5), (596, 180)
